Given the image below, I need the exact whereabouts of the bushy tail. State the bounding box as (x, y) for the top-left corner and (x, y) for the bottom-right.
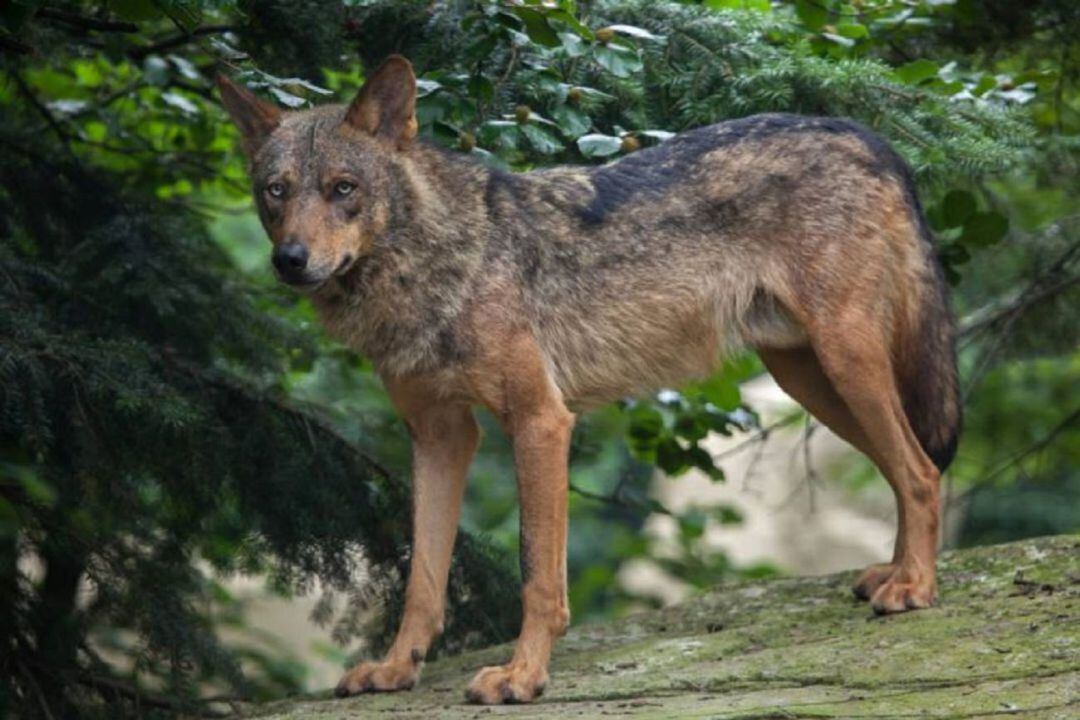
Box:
(897, 234), (962, 473)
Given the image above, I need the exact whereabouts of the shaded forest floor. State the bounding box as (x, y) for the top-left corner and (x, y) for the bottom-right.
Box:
(250, 535), (1078, 718)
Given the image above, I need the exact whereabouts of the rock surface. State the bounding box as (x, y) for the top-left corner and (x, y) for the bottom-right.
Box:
(249, 535), (1079, 719)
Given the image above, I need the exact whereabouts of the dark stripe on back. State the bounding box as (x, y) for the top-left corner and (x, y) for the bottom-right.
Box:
(577, 113), (916, 227)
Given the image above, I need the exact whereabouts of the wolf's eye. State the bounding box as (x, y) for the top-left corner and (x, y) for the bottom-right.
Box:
(334, 181), (357, 197)
(266, 182), (286, 199)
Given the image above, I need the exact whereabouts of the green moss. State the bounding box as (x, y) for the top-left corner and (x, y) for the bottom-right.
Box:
(247, 535), (1080, 719)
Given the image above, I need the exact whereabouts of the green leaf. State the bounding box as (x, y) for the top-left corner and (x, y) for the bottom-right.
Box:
(895, 59), (939, 85)
(971, 74), (997, 97)
(961, 211), (1009, 247)
(551, 105), (591, 137)
(707, 0), (771, 11)
(836, 23), (868, 39)
(795, 0), (829, 31)
(415, 78), (443, 98)
(268, 87), (305, 108)
(677, 509), (707, 540)
(942, 189), (976, 227)
(547, 9), (594, 40)
(605, 24), (665, 42)
(18, 472), (57, 508)
(558, 31), (588, 57)
(715, 505), (743, 525)
(577, 133), (622, 158)
(626, 403), (664, 444)
(512, 7), (561, 47)
(821, 32), (855, 48)
(593, 44), (642, 78)
(686, 445), (724, 481)
(931, 80), (965, 96)
(657, 438), (689, 474)
(109, 0), (158, 21)
(693, 373), (741, 411)
(478, 120), (522, 153)
(142, 56), (170, 86)
(161, 91), (199, 115)
(520, 123), (563, 155)
(640, 129), (675, 141)
(674, 412), (710, 443)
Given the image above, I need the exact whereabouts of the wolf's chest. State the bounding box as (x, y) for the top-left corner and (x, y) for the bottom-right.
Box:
(312, 278), (471, 377)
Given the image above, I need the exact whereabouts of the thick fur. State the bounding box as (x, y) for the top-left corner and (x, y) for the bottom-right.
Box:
(219, 57), (961, 705)
(301, 112), (959, 467)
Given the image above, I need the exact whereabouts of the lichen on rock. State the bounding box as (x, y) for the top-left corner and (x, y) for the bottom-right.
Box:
(247, 535), (1079, 719)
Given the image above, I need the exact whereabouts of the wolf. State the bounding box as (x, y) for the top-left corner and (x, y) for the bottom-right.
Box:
(218, 54), (960, 705)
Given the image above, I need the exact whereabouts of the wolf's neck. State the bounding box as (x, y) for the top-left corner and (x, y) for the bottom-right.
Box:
(311, 143), (493, 375)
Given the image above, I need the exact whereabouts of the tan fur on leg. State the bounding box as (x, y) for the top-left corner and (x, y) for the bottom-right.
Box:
(805, 316), (941, 614)
(465, 333), (573, 705)
(336, 378), (479, 696)
(759, 346), (900, 599)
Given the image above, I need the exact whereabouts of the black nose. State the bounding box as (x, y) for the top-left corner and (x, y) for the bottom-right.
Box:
(272, 242), (309, 275)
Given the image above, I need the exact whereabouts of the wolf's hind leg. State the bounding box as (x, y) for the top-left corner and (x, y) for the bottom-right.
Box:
(758, 346), (879, 463)
(335, 392), (479, 697)
(758, 346), (898, 600)
(806, 317), (941, 614)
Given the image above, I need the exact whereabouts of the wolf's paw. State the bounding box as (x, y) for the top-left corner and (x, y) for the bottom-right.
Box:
(853, 563), (896, 600)
(334, 659), (419, 697)
(464, 662), (548, 705)
(869, 568), (937, 615)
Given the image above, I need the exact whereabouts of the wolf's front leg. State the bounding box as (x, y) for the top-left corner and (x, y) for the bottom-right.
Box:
(466, 392), (574, 704)
(335, 394), (479, 697)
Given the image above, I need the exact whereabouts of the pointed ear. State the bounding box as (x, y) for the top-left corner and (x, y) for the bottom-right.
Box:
(216, 74), (282, 155)
(344, 55), (418, 149)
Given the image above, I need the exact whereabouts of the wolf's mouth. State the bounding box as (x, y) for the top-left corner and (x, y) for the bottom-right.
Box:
(334, 254), (356, 276)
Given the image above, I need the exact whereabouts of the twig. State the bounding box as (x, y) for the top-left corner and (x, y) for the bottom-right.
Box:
(978, 406), (1080, 485)
(569, 475), (668, 515)
(801, 417), (820, 513)
(129, 24), (239, 60)
(10, 72), (81, 164)
(36, 8), (138, 33)
(0, 35), (36, 56)
(960, 274), (1080, 342)
(710, 412), (801, 465)
(963, 236), (1080, 398)
(17, 660), (56, 720)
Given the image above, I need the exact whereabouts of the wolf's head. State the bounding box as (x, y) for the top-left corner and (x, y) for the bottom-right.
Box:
(217, 56), (418, 289)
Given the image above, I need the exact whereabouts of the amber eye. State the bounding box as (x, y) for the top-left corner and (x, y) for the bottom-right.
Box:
(334, 180), (357, 197)
(266, 182), (286, 199)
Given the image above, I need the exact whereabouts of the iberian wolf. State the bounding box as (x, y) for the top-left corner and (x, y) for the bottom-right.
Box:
(218, 55), (959, 705)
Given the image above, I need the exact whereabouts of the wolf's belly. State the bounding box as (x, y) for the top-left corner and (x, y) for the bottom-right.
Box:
(531, 292), (733, 409)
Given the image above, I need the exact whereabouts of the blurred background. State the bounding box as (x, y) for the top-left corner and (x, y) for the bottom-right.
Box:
(1, 1), (1077, 717)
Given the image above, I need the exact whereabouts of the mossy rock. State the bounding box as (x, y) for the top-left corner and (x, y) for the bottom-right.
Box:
(249, 535), (1079, 718)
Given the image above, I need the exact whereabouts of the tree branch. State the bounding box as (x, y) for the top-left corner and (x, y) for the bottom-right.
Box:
(979, 406), (1080, 484)
(36, 8), (138, 33)
(128, 24), (240, 60)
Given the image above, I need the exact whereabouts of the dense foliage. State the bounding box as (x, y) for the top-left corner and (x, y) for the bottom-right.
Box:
(1, 0), (1076, 717)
